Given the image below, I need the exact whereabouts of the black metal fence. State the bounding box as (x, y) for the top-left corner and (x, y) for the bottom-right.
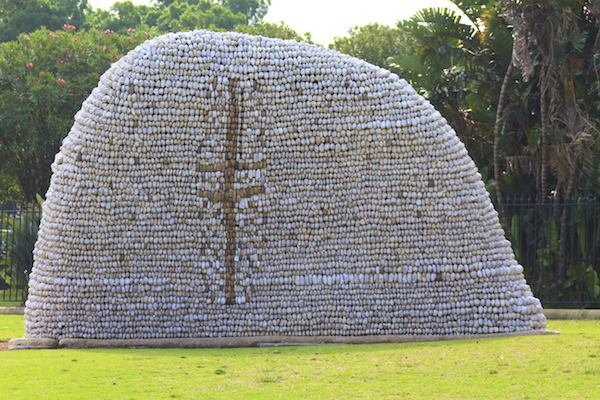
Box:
(1, 197), (599, 308)
(496, 195), (600, 309)
(0, 201), (41, 303)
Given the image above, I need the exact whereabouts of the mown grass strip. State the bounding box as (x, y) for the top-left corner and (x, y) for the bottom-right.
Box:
(0, 301), (22, 307)
(0, 314), (23, 341)
(0, 320), (598, 399)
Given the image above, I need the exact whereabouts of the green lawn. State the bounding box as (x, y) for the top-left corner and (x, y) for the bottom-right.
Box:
(0, 314), (23, 341)
(0, 289), (26, 306)
(0, 300), (22, 307)
(1, 318), (599, 399)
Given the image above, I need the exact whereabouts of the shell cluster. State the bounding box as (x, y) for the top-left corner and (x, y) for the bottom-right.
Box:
(24, 31), (546, 340)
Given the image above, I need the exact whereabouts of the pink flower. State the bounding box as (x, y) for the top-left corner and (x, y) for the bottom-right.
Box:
(58, 78), (65, 84)
(74, 37), (79, 41)
(104, 29), (114, 34)
(19, 94), (24, 97)
(127, 36), (132, 40)
(144, 32), (148, 35)
(128, 28), (136, 33)
(24, 34), (30, 40)
(103, 46), (110, 50)
(26, 63), (33, 68)
(63, 24), (76, 30)
(49, 33), (56, 38)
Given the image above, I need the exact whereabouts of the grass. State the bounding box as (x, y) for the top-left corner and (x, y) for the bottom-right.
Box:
(0, 319), (599, 399)
(0, 300), (22, 307)
(0, 314), (23, 341)
(0, 288), (25, 305)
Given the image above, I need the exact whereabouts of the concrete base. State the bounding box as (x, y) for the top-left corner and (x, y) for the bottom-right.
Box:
(8, 338), (58, 350)
(8, 329), (559, 350)
(0, 306), (25, 315)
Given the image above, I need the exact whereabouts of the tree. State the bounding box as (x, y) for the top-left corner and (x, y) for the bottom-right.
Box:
(153, 0), (247, 32)
(221, 0), (270, 24)
(329, 23), (413, 70)
(235, 20), (312, 42)
(83, 1), (153, 34)
(0, 0), (87, 42)
(0, 26), (160, 200)
(501, 0), (600, 200)
(388, 3), (513, 172)
(84, 0), (269, 34)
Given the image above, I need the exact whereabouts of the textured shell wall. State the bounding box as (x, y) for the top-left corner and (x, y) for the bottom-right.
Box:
(25, 31), (546, 340)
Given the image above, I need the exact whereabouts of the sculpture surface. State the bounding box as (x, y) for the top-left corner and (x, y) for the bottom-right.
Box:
(25, 31), (546, 340)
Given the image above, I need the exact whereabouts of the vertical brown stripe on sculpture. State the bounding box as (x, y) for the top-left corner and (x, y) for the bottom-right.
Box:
(199, 78), (265, 305)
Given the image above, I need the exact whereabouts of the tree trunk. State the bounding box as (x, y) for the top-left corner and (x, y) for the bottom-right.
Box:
(559, 165), (577, 277)
(553, 178), (562, 220)
(540, 69), (549, 203)
(494, 61), (513, 230)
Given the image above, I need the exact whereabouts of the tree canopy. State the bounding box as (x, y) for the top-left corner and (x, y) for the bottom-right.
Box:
(0, 0), (272, 41)
(0, 26), (160, 200)
(84, 0), (248, 34)
(329, 23), (413, 70)
(1, 0), (600, 204)
(0, 0), (87, 42)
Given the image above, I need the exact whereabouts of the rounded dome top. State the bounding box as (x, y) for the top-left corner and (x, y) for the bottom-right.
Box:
(25, 31), (545, 341)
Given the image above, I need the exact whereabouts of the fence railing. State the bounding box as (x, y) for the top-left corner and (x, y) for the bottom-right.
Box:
(0, 201), (41, 303)
(495, 195), (600, 309)
(1, 197), (599, 308)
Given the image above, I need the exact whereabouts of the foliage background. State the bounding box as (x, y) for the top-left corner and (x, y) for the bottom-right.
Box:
(0, 25), (160, 201)
(0, 0), (599, 305)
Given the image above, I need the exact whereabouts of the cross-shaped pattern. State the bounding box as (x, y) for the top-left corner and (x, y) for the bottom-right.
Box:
(197, 79), (265, 305)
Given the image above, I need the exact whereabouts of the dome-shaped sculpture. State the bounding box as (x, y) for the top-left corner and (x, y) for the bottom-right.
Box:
(24, 30), (546, 341)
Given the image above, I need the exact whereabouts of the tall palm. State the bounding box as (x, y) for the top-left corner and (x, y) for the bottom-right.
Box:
(388, 1), (514, 191)
(503, 0), (600, 201)
(389, 6), (483, 168)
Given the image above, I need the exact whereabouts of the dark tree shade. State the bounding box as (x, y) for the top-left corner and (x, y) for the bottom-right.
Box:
(0, 0), (87, 42)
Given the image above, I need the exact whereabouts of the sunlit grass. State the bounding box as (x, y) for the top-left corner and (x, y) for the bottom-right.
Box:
(0, 319), (598, 399)
(0, 314), (23, 341)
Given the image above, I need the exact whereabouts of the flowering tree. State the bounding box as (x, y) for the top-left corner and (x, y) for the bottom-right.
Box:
(0, 25), (159, 201)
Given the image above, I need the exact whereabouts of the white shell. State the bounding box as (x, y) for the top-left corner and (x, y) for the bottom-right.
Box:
(24, 30), (545, 340)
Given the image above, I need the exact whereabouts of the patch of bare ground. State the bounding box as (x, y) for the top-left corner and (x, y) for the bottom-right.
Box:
(0, 341), (8, 351)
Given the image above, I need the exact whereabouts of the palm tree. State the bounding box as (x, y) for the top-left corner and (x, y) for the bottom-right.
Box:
(502, 0), (600, 201)
(388, 0), (514, 224)
(389, 5), (494, 168)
